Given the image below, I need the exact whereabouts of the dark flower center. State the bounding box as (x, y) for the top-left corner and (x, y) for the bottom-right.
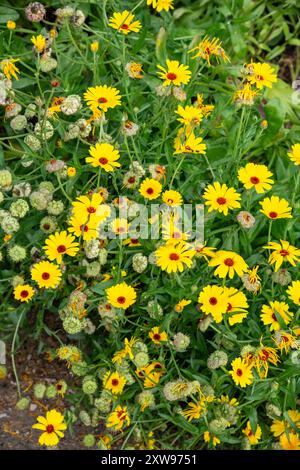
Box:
(42, 272), (50, 280)
(217, 197), (226, 205)
(99, 157), (108, 165)
(269, 211), (278, 219)
(166, 72), (177, 80)
(280, 249), (289, 256)
(57, 245), (66, 253)
(224, 258), (234, 266)
(117, 296), (126, 304)
(236, 368), (243, 377)
(169, 253), (179, 261)
(21, 290), (29, 298)
(46, 424), (54, 433)
(153, 333), (161, 341)
(111, 379), (119, 386)
(87, 206), (96, 213)
(146, 187), (154, 195)
(209, 297), (217, 305)
(98, 97), (107, 103)
(250, 176), (260, 184)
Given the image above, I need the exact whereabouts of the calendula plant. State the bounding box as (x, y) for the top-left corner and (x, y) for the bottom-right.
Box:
(0, 0), (300, 450)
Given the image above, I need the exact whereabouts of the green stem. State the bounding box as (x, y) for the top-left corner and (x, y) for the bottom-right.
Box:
(11, 309), (25, 399)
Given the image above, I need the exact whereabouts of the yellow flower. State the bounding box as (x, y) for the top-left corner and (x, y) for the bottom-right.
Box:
(189, 36), (229, 65)
(287, 280), (300, 306)
(193, 242), (216, 261)
(175, 299), (191, 312)
(106, 282), (137, 310)
(106, 405), (130, 431)
(260, 195), (292, 220)
(90, 41), (99, 53)
(67, 166), (76, 177)
(260, 301), (293, 331)
(255, 345), (279, 379)
(155, 240), (195, 273)
(175, 105), (203, 127)
(246, 62), (277, 89)
(271, 410), (300, 437)
(280, 432), (300, 450)
(149, 326), (168, 344)
(208, 250), (248, 279)
(234, 83), (259, 105)
(223, 287), (248, 325)
(31, 34), (46, 53)
(238, 162), (274, 193)
(44, 231), (79, 264)
(103, 371), (127, 395)
(84, 85), (121, 114)
(273, 331), (297, 353)
(203, 431), (220, 447)
(242, 421), (262, 445)
(86, 142), (121, 172)
(1, 58), (20, 80)
(7, 20), (16, 30)
(31, 261), (62, 289)
(137, 362), (164, 388)
(174, 129), (206, 155)
(264, 240), (300, 272)
(229, 357), (253, 388)
(198, 285), (228, 323)
(157, 59), (191, 87)
(72, 193), (104, 224)
(182, 399), (207, 421)
(194, 94), (214, 116)
(32, 409), (67, 447)
(288, 143), (300, 165)
(13, 284), (34, 303)
(108, 10), (141, 35)
(139, 178), (162, 200)
(147, 0), (174, 12)
(162, 189), (183, 206)
(203, 182), (241, 215)
(68, 214), (100, 240)
(125, 62), (143, 79)
(110, 218), (129, 236)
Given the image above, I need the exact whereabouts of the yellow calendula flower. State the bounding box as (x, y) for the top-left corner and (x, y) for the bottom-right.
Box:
(44, 231), (79, 264)
(90, 41), (99, 53)
(189, 36), (229, 65)
(31, 34), (46, 53)
(31, 261), (62, 289)
(139, 361), (164, 388)
(1, 58), (20, 80)
(157, 59), (191, 87)
(106, 405), (130, 431)
(255, 345), (279, 379)
(182, 398), (207, 422)
(106, 282), (137, 310)
(271, 410), (300, 438)
(174, 129), (206, 155)
(203, 431), (220, 447)
(288, 143), (300, 165)
(223, 287), (248, 325)
(162, 189), (183, 206)
(32, 409), (67, 447)
(234, 83), (259, 106)
(194, 94), (214, 117)
(139, 178), (162, 200)
(175, 299), (191, 312)
(203, 182), (241, 215)
(155, 240), (196, 274)
(198, 285), (228, 323)
(72, 193), (104, 224)
(229, 357), (253, 388)
(103, 371), (127, 395)
(84, 85), (121, 114)
(175, 105), (203, 127)
(7, 20), (16, 30)
(246, 62), (277, 89)
(238, 162), (274, 193)
(108, 10), (141, 35)
(260, 195), (292, 220)
(208, 250), (248, 279)
(13, 284), (34, 303)
(242, 421), (262, 445)
(67, 166), (76, 177)
(86, 142), (121, 172)
(273, 331), (297, 353)
(68, 215), (100, 241)
(125, 62), (143, 79)
(286, 280), (300, 306)
(147, 0), (174, 12)
(260, 301), (293, 331)
(193, 242), (216, 261)
(280, 432), (300, 450)
(110, 217), (129, 236)
(264, 240), (300, 272)
(149, 326), (168, 344)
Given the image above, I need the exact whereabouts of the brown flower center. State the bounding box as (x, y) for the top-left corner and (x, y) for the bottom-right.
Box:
(269, 211), (278, 219)
(280, 249), (289, 257)
(121, 24), (129, 30)
(153, 333), (161, 341)
(99, 157), (108, 165)
(169, 253), (179, 261)
(57, 245), (66, 253)
(98, 97), (107, 103)
(236, 368), (243, 377)
(224, 258), (234, 266)
(87, 206), (96, 213)
(128, 176), (136, 184)
(250, 176), (260, 184)
(217, 197), (226, 205)
(42, 272), (50, 280)
(146, 187), (154, 195)
(111, 379), (119, 386)
(209, 297), (217, 305)
(80, 224), (89, 232)
(21, 290), (29, 298)
(166, 72), (177, 81)
(117, 296), (126, 304)
(46, 424), (54, 433)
